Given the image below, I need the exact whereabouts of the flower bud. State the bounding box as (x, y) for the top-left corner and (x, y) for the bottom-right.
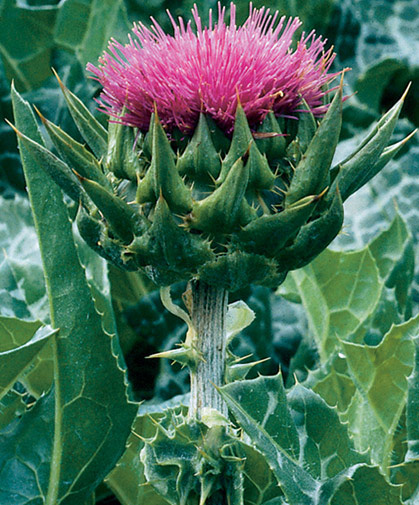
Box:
(14, 5), (413, 292)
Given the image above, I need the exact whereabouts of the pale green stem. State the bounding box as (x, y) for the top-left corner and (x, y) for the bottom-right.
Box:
(189, 280), (228, 420)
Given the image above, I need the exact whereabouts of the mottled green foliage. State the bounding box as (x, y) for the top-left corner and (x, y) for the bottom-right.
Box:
(278, 215), (418, 503)
(219, 376), (401, 505)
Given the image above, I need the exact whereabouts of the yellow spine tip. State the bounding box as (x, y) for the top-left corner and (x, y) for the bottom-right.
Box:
(5, 118), (22, 137)
(51, 67), (66, 92)
(33, 105), (48, 125)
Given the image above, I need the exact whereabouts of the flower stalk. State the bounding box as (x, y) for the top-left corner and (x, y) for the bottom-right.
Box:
(189, 281), (229, 420)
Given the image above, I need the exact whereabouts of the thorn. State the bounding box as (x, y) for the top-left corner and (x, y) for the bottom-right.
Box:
(33, 105), (48, 125)
(339, 70), (345, 90)
(72, 169), (87, 182)
(242, 141), (252, 165)
(153, 102), (159, 121)
(400, 128), (417, 144)
(131, 431), (146, 441)
(5, 118), (21, 137)
(231, 353), (254, 364)
(255, 192), (269, 215)
(147, 413), (161, 427)
(400, 81), (412, 101)
(235, 86), (242, 106)
(207, 172), (217, 186)
(51, 67), (66, 91)
(312, 186), (328, 202)
(252, 131), (283, 139)
(271, 186), (287, 196)
(146, 349), (178, 360)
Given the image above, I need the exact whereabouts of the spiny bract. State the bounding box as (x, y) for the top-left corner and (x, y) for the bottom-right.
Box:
(14, 4), (411, 292)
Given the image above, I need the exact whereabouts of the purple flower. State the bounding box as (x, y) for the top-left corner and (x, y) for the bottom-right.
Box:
(87, 2), (339, 135)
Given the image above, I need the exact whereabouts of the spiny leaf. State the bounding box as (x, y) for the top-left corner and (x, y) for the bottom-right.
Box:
(2, 84), (137, 505)
(219, 374), (318, 505)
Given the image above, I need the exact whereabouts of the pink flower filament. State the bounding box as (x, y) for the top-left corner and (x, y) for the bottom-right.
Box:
(87, 2), (339, 135)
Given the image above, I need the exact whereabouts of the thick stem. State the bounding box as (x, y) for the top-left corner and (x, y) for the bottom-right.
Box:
(189, 280), (228, 420)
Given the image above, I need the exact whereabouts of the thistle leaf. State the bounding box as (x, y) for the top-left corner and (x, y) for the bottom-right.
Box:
(276, 189), (344, 273)
(218, 102), (253, 182)
(199, 251), (284, 292)
(218, 374), (317, 505)
(8, 93), (92, 209)
(296, 98), (317, 153)
(255, 112), (286, 161)
(129, 196), (214, 284)
(106, 112), (142, 181)
(3, 85), (137, 505)
(77, 177), (146, 243)
(237, 193), (320, 256)
(76, 207), (138, 271)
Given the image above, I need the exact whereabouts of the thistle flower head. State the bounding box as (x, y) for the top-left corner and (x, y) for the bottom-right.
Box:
(87, 2), (338, 134)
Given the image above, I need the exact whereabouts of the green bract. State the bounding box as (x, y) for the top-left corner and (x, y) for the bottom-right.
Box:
(12, 78), (410, 291)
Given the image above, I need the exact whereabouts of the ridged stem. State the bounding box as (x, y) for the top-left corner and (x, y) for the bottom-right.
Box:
(189, 280), (228, 420)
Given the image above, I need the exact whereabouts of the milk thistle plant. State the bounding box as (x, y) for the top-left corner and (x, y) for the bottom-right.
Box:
(4, 3), (417, 505)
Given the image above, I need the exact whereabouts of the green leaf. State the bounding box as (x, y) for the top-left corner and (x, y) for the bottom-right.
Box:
(240, 442), (283, 505)
(0, 317), (41, 352)
(330, 213), (414, 346)
(0, 313), (53, 398)
(225, 300), (256, 345)
(287, 385), (366, 479)
(0, 82), (137, 504)
(323, 464), (402, 505)
(286, 84), (342, 206)
(0, 389), (28, 432)
(73, 226), (118, 337)
(55, 0), (130, 66)
(55, 72), (108, 159)
(309, 354), (356, 414)
(0, 323), (56, 401)
(219, 374), (318, 505)
(106, 405), (171, 505)
(342, 316), (417, 469)
(331, 0), (418, 121)
(338, 127), (419, 311)
(279, 247), (382, 360)
(0, 0), (58, 90)
(369, 211), (415, 312)
(329, 89), (408, 203)
(220, 375), (403, 505)
(406, 336), (419, 461)
(0, 194), (49, 322)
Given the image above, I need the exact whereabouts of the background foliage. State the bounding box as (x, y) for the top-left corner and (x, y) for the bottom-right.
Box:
(0, 0), (418, 504)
